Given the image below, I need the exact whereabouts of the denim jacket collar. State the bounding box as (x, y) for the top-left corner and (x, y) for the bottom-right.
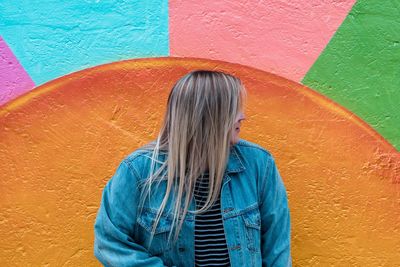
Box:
(226, 142), (246, 174)
(154, 141), (246, 175)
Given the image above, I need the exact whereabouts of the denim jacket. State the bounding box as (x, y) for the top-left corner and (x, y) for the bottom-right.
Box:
(94, 139), (292, 266)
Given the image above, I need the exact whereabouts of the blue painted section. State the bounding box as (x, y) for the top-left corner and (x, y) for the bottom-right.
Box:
(0, 0), (169, 85)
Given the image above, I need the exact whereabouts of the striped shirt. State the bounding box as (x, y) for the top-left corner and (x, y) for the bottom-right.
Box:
(193, 174), (231, 267)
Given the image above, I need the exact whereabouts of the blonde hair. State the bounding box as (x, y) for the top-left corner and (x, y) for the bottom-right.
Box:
(139, 70), (246, 245)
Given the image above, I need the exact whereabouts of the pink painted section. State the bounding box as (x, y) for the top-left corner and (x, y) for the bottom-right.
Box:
(170, 0), (356, 82)
(0, 36), (35, 106)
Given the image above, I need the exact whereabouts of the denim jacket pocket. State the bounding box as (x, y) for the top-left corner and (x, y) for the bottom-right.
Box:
(136, 208), (173, 256)
(242, 205), (261, 253)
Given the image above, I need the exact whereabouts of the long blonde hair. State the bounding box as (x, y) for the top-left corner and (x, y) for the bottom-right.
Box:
(139, 70), (246, 244)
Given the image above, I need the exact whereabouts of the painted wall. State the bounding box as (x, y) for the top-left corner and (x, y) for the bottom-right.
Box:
(0, 1), (399, 266)
(0, 0), (169, 102)
(303, 0), (400, 156)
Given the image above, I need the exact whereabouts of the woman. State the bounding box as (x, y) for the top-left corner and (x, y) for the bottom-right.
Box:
(94, 70), (292, 266)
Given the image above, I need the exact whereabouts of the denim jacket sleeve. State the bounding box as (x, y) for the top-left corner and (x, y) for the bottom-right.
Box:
(260, 155), (292, 267)
(94, 159), (167, 267)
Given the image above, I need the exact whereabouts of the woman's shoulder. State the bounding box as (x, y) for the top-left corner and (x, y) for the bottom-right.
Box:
(124, 147), (154, 162)
(121, 142), (167, 176)
(234, 139), (273, 159)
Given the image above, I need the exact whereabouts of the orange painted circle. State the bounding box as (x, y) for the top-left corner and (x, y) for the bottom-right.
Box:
(0, 58), (399, 265)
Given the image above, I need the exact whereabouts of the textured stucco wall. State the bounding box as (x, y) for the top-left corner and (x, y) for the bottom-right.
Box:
(0, 0), (399, 266)
(0, 37), (34, 105)
(0, 0), (169, 87)
(303, 0), (400, 152)
(170, 0), (356, 82)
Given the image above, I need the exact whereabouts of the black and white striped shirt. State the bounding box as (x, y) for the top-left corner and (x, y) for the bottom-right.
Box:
(193, 174), (231, 267)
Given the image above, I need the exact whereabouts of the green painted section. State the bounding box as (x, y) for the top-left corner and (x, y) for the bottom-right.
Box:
(302, 1), (400, 151)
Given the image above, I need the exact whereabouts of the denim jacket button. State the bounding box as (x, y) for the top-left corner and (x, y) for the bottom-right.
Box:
(179, 247), (185, 252)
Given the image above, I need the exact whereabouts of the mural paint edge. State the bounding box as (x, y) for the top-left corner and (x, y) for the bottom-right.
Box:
(0, 56), (397, 155)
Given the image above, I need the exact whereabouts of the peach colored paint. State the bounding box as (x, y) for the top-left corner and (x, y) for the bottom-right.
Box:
(169, 0), (356, 82)
(0, 36), (35, 106)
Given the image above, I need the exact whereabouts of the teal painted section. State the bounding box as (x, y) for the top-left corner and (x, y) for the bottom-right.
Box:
(0, 0), (169, 85)
(303, 1), (400, 151)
